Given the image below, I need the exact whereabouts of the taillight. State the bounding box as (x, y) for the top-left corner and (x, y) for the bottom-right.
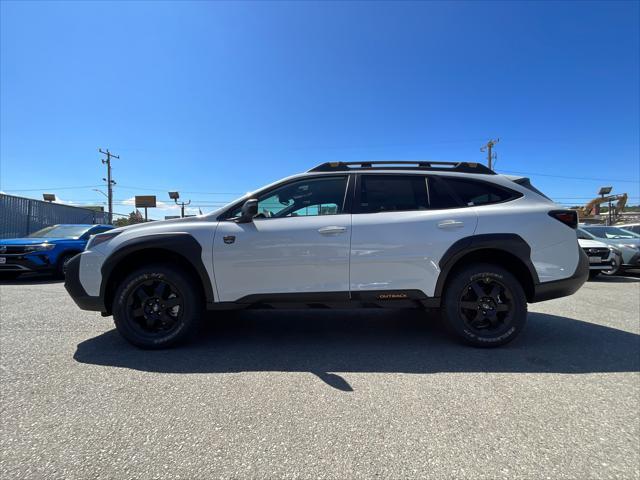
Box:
(548, 209), (578, 229)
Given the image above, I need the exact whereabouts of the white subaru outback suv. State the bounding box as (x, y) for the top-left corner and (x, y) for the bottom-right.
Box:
(65, 161), (588, 348)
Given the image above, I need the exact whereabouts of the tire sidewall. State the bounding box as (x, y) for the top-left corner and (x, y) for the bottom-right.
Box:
(601, 257), (620, 276)
(442, 264), (527, 347)
(55, 253), (75, 279)
(113, 266), (200, 349)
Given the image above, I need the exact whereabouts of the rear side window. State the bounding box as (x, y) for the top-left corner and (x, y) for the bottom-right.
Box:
(358, 175), (428, 213)
(438, 178), (520, 206)
(427, 178), (461, 209)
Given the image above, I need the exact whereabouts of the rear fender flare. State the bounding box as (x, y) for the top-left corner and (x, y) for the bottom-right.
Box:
(434, 233), (539, 298)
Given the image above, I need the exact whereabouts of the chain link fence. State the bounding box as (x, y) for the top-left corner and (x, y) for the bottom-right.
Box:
(0, 194), (108, 239)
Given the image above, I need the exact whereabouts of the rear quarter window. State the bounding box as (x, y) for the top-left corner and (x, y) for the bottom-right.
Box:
(438, 177), (521, 206)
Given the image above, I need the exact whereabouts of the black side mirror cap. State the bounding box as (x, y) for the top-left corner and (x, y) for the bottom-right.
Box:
(238, 199), (258, 223)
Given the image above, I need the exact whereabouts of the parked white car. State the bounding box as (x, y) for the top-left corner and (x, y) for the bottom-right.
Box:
(618, 223), (640, 235)
(65, 161), (588, 348)
(576, 236), (616, 279)
(578, 226), (640, 275)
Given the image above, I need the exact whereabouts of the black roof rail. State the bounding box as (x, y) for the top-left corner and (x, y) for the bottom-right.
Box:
(307, 161), (495, 174)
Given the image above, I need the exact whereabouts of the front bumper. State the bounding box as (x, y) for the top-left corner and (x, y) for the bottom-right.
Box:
(622, 252), (640, 268)
(0, 253), (55, 273)
(588, 259), (616, 270)
(531, 248), (589, 302)
(64, 254), (105, 311)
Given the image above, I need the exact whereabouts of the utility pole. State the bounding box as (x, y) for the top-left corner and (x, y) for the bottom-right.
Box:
(481, 138), (499, 170)
(99, 148), (119, 224)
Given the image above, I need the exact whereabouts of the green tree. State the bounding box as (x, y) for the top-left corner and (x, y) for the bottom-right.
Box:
(113, 210), (144, 227)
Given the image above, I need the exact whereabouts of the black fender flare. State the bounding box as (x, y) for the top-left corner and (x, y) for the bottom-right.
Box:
(100, 233), (215, 305)
(434, 233), (540, 298)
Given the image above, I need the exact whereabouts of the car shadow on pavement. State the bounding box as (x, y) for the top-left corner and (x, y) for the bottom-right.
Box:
(0, 273), (62, 285)
(590, 275), (640, 283)
(74, 310), (640, 390)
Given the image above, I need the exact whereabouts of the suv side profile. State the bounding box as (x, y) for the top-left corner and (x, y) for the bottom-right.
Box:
(65, 161), (588, 348)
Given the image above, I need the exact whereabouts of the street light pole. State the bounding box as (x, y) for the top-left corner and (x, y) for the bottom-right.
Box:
(168, 191), (191, 218)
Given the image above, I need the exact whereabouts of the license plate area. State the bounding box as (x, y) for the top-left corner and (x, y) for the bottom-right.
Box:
(588, 256), (602, 263)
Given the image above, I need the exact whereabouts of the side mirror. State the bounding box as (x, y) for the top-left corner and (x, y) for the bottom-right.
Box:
(238, 199), (258, 223)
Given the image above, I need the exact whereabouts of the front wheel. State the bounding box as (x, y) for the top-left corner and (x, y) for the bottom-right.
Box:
(112, 264), (203, 349)
(441, 264), (527, 347)
(601, 256), (621, 276)
(588, 270), (601, 280)
(55, 253), (76, 279)
(0, 272), (21, 281)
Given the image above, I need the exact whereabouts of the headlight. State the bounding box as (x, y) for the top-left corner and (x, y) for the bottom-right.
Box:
(86, 231), (121, 250)
(24, 243), (56, 252)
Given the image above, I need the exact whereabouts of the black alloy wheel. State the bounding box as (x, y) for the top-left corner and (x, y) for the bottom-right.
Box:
(127, 278), (184, 336)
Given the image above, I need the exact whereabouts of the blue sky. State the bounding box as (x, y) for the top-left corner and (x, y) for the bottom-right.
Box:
(1, 0), (638, 219)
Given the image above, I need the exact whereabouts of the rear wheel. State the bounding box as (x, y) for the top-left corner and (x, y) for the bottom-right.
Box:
(441, 264), (527, 347)
(112, 264), (202, 349)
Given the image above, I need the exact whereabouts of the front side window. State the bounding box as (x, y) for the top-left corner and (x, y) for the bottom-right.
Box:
(229, 176), (348, 219)
(358, 175), (429, 213)
(89, 227), (112, 236)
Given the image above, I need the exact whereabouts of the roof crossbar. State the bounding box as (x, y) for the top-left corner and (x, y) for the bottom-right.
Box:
(307, 161), (495, 174)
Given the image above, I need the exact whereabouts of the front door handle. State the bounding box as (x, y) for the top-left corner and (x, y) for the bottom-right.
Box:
(437, 220), (465, 229)
(318, 226), (347, 235)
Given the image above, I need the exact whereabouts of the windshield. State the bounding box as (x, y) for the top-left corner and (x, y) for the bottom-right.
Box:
(583, 226), (639, 240)
(28, 225), (91, 238)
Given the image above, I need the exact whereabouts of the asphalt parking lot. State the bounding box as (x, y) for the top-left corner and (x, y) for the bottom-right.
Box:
(1, 274), (639, 479)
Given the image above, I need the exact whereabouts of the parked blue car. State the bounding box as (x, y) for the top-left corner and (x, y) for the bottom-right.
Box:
(0, 224), (113, 279)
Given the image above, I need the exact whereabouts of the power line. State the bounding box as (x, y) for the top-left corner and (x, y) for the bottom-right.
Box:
(116, 185), (244, 195)
(2, 184), (104, 192)
(496, 169), (639, 184)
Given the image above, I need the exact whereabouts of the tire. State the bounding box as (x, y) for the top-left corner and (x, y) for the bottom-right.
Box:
(601, 257), (621, 276)
(55, 253), (76, 279)
(0, 272), (21, 280)
(441, 263), (527, 347)
(588, 270), (600, 280)
(112, 264), (202, 349)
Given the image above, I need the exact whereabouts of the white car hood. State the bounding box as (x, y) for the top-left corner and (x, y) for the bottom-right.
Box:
(578, 238), (609, 248)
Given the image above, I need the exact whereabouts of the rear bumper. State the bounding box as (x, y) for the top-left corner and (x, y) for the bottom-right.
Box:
(64, 254), (105, 311)
(531, 248), (589, 302)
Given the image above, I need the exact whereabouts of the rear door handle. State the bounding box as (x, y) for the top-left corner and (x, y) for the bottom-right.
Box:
(437, 220), (465, 229)
(318, 226), (347, 235)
